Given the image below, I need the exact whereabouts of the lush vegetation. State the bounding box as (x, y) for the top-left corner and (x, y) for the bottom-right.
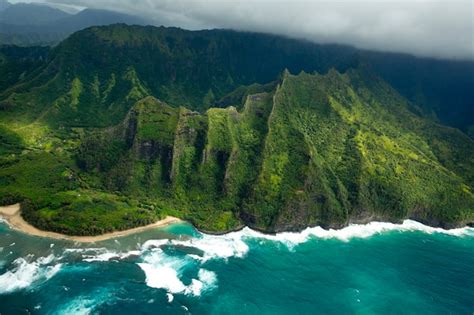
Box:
(2, 24), (472, 134)
(0, 25), (472, 235)
(0, 45), (49, 91)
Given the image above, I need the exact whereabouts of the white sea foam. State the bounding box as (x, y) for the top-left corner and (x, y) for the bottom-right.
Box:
(82, 250), (140, 262)
(64, 247), (105, 254)
(0, 254), (61, 294)
(187, 254), (203, 261)
(148, 220), (473, 262)
(170, 231), (249, 261)
(139, 263), (187, 293)
(136, 220), (471, 265)
(234, 219), (474, 245)
(185, 278), (203, 296)
(137, 248), (188, 294)
(184, 269), (217, 296)
(138, 248), (218, 296)
(82, 252), (119, 262)
(185, 219), (473, 252)
(141, 239), (170, 250)
(136, 219), (473, 296)
(64, 247), (141, 262)
(120, 250), (142, 259)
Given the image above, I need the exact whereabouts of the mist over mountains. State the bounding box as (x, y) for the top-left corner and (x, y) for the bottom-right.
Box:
(5, 0), (473, 60)
(0, 1), (149, 45)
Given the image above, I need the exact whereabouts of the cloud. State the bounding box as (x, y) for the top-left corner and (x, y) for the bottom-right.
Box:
(22, 0), (474, 60)
(9, 0), (85, 13)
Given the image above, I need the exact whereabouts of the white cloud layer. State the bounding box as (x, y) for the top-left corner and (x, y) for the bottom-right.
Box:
(16, 0), (474, 60)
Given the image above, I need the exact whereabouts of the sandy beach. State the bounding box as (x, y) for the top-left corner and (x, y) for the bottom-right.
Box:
(0, 204), (182, 243)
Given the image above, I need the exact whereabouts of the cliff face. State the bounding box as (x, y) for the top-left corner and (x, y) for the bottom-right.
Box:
(76, 70), (474, 232)
(1, 25), (473, 235)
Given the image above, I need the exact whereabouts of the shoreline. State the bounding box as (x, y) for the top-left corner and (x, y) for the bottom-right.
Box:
(1, 204), (472, 242)
(0, 204), (182, 243)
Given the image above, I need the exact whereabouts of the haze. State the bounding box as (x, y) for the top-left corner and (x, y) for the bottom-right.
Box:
(9, 0), (474, 60)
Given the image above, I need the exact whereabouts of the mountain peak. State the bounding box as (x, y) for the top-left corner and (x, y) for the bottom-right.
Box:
(0, 2), (71, 25)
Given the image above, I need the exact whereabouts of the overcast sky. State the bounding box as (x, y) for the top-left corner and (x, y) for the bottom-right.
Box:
(10, 0), (474, 60)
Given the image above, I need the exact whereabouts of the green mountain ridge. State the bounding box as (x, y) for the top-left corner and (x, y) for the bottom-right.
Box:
(0, 4), (150, 47)
(0, 25), (473, 235)
(2, 24), (472, 133)
(1, 68), (473, 234)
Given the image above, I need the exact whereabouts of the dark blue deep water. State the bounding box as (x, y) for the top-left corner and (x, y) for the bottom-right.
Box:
(0, 220), (473, 314)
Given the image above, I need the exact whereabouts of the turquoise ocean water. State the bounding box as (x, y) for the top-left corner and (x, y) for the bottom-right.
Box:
(0, 219), (473, 314)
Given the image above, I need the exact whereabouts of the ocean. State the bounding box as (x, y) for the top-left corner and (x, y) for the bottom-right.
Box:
(0, 219), (473, 314)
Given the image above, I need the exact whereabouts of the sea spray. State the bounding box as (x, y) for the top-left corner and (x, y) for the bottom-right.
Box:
(138, 248), (189, 294)
(0, 254), (61, 294)
(137, 246), (218, 296)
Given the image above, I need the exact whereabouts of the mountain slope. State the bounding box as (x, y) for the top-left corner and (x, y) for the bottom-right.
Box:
(0, 25), (472, 235)
(0, 24), (362, 127)
(55, 9), (147, 31)
(365, 51), (474, 135)
(1, 68), (472, 234)
(0, 2), (70, 25)
(0, 8), (149, 46)
(0, 45), (50, 91)
(1, 24), (472, 136)
(244, 69), (473, 231)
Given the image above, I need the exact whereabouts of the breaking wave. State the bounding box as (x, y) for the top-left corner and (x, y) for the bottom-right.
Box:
(135, 219), (474, 295)
(0, 254), (61, 294)
(56, 219), (473, 298)
(63, 247), (141, 262)
(230, 219), (474, 247)
(137, 246), (217, 298)
(1, 218), (470, 297)
(140, 219), (474, 262)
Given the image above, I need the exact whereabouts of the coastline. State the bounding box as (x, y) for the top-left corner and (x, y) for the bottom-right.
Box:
(0, 204), (182, 243)
(1, 204), (472, 242)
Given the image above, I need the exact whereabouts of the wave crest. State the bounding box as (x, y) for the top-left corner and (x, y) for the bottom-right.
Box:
(235, 220), (474, 245)
(0, 254), (61, 294)
(137, 248), (217, 297)
(135, 219), (472, 295)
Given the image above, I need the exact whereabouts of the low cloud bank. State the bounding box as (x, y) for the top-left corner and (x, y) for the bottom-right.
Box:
(14, 0), (474, 60)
